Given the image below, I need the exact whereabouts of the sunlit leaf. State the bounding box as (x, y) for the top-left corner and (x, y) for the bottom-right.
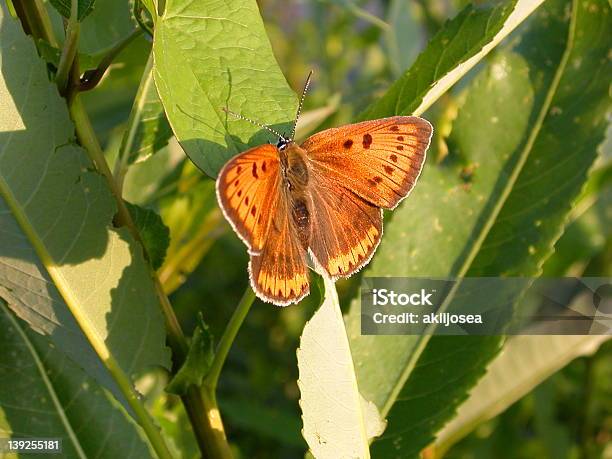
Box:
(298, 276), (385, 457)
(361, 0), (545, 119)
(153, 0), (297, 177)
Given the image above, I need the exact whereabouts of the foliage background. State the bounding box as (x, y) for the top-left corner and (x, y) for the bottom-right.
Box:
(0, 0), (610, 458)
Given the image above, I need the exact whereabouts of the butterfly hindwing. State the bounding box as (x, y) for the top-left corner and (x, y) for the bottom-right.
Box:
(307, 172), (383, 279)
(301, 116), (433, 209)
(216, 144), (281, 253)
(249, 186), (310, 305)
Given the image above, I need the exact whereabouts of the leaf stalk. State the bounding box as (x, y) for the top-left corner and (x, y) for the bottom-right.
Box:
(205, 287), (256, 391)
(55, 0), (79, 95)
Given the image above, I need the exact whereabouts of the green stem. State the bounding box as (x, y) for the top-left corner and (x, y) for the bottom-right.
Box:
(55, 0), (79, 95)
(347, 3), (389, 31)
(11, 0), (57, 46)
(114, 53), (154, 192)
(79, 28), (143, 92)
(133, 0), (154, 37)
(69, 97), (138, 232)
(197, 388), (233, 459)
(205, 287), (256, 391)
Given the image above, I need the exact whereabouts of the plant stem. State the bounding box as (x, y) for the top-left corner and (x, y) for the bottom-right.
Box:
(205, 287), (256, 391)
(79, 28), (143, 92)
(133, 0), (154, 38)
(69, 97), (138, 232)
(12, 0), (57, 45)
(198, 388), (233, 459)
(191, 286), (257, 459)
(113, 52), (154, 192)
(55, 1), (79, 95)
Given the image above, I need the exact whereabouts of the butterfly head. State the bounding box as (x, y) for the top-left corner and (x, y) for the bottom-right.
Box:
(276, 136), (292, 151)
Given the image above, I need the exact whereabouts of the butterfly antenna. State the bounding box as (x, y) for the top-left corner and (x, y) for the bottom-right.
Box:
(222, 107), (287, 141)
(290, 70), (313, 141)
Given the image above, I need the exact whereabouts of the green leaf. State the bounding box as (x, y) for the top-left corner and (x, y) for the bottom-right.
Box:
(0, 2), (170, 392)
(350, 47), (535, 415)
(153, 0), (297, 177)
(118, 54), (172, 170)
(166, 314), (214, 395)
(0, 302), (156, 458)
(48, 0), (95, 21)
(435, 334), (611, 453)
(361, 0), (545, 119)
(298, 276), (385, 457)
(345, 0), (611, 456)
(125, 202), (170, 271)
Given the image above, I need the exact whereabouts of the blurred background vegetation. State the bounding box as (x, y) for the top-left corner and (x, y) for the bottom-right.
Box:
(56, 0), (612, 457)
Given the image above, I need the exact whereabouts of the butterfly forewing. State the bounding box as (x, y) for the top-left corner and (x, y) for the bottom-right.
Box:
(301, 116), (433, 209)
(216, 144), (280, 253)
(249, 186), (310, 305)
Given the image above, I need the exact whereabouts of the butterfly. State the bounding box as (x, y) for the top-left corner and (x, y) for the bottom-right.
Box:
(216, 73), (433, 306)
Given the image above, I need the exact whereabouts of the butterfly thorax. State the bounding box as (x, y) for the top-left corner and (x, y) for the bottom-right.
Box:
(279, 142), (311, 249)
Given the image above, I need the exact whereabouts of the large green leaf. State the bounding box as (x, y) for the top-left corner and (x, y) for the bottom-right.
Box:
(0, 302), (155, 459)
(345, 0), (611, 456)
(0, 3), (170, 392)
(153, 0), (297, 177)
(349, 48), (535, 411)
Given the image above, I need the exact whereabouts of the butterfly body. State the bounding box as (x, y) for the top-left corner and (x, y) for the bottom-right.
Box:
(217, 116), (433, 306)
(280, 143), (312, 248)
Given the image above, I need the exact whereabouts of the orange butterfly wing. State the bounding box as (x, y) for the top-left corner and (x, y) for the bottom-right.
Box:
(249, 186), (310, 306)
(216, 144), (309, 305)
(216, 144), (281, 253)
(301, 116), (433, 209)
